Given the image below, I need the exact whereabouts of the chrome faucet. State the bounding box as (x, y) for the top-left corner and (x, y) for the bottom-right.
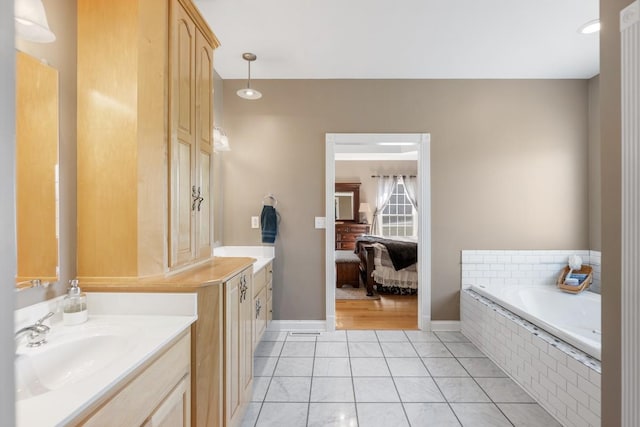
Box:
(15, 312), (54, 348)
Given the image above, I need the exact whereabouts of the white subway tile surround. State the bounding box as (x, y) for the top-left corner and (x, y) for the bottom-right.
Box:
(461, 250), (601, 293)
(460, 249), (602, 427)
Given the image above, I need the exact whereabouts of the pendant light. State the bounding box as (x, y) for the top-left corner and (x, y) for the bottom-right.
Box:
(237, 53), (262, 100)
(15, 0), (56, 43)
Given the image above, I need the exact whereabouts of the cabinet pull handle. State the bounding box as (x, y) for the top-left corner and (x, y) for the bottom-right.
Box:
(240, 283), (246, 302)
(191, 186), (202, 211)
(240, 275), (248, 302)
(255, 299), (262, 318)
(196, 186), (204, 211)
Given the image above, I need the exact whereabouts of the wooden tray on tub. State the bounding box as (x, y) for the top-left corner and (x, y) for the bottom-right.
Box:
(557, 265), (593, 294)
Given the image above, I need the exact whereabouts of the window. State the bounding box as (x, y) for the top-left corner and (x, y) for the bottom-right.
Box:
(381, 179), (416, 237)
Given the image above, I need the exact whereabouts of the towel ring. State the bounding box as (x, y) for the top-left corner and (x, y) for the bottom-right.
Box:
(262, 194), (278, 207)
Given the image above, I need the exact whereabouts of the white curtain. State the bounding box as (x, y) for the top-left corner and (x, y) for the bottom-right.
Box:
(402, 176), (418, 210)
(371, 176), (396, 236)
(401, 176), (419, 237)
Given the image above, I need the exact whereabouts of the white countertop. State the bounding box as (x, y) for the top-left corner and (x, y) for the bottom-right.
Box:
(214, 245), (275, 274)
(15, 293), (197, 427)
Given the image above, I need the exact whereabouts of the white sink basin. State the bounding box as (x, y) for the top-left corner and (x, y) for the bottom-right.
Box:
(14, 292), (198, 427)
(15, 315), (195, 427)
(16, 334), (129, 400)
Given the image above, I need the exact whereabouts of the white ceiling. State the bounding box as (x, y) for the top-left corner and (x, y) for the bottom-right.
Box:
(195, 0), (599, 80)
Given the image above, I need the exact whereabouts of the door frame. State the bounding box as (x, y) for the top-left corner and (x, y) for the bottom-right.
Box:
(325, 133), (431, 330)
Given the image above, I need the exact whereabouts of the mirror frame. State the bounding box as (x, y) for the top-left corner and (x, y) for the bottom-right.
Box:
(334, 182), (360, 223)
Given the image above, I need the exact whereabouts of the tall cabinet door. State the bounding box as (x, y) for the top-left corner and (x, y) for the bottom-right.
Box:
(195, 28), (213, 260)
(169, 0), (196, 268)
(225, 273), (241, 424)
(239, 271), (253, 398)
(225, 268), (253, 427)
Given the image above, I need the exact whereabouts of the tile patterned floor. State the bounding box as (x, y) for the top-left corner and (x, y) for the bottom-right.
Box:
(242, 330), (562, 427)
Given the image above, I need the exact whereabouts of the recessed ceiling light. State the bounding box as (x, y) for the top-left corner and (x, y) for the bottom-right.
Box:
(377, 142), (416, 146)
(579, 19), (601, 34)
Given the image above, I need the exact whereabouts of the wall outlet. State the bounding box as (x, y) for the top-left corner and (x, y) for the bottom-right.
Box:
(314, 217), (326, 229)
(251, 216), (260, 229)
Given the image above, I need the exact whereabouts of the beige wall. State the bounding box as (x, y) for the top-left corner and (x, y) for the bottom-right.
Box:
(600, 0), (630, 425)
(213, 70), (224, 246)
(15, 0), (76, 307)
(222, 79), (590, 321)
(588, 76), (601, 251)
(336, 160), (418, 224)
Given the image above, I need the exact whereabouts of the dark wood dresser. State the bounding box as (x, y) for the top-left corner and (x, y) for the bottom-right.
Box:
(335, 223), (370, 250)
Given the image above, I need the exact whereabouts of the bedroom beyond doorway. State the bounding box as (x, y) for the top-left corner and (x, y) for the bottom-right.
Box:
(325, 133), (431, 331)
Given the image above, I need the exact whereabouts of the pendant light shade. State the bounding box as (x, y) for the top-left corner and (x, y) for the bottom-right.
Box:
(213, 126), (231, 151)
(15, 0), (56, 43)
(237, 53), (262, 100)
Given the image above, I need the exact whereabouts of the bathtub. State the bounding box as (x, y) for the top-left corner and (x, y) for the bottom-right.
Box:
(469, 283), (601, 360)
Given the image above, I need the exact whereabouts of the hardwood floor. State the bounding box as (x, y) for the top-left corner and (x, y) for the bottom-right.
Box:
(335, 294), (418, 330)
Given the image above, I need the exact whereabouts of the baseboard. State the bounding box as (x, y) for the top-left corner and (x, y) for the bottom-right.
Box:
(266, 319), (458, 332)
(430, 320), (461, 331)
(267, 320), (327, 332)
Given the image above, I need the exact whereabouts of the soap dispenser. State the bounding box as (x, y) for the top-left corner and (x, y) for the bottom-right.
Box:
(63, 279), (88, 325)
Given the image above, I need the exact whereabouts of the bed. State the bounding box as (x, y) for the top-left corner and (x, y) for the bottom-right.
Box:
(355, 235), (418, 296)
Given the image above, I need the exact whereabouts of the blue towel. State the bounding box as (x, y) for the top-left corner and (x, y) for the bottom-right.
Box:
(261, 205), (278, 244)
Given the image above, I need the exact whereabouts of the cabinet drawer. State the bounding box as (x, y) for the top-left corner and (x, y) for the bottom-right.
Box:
(336, 224), (369, 234)
(253, 266), (267, 296)
(266, 262), (273, 284)
(336, 241), (356, 250)
(336, 233), (359, 242)
(253, 287), (267, 344)
(81, 332), (190, 426)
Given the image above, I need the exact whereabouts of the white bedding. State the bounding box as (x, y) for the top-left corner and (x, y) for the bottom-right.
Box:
(371, 242), (418, 289)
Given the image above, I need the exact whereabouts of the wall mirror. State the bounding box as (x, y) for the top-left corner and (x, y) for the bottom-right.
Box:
(15, 51), (59, 286)
(334, 182), (360, 222)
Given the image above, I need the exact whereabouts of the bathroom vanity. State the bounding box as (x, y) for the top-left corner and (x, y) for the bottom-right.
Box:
(81, 256), (257, 427)
(14, 293), (197, 426)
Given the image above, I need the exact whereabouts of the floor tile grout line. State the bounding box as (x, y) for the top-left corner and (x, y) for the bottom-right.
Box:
(385, 329), (413, 425)
(407, 333), (466, 426)
(252, 335), (285, 427)
(251, 330), (547, 426)
(345, 328), (360, 426)
(304, 340), (318, 427)
(448, 339), (517, 426)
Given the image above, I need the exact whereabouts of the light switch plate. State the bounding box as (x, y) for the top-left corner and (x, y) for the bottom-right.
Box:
(314, 217), (326, 229)
(251, 216), (260, 229)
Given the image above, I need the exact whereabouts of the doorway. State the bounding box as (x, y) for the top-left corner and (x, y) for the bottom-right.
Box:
(325, 133), (431, 331)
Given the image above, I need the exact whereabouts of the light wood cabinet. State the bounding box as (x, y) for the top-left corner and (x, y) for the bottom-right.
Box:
(225, 267), (253, 427)
(80, 332), (191, 426)
(253, 261), (273, 349)
(192, 284), (223, 427)
(81, 257), (257, 427)
(143, 375), (190, 427)
(77, 0), (218, 280)
(169, 0), (215, 268)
